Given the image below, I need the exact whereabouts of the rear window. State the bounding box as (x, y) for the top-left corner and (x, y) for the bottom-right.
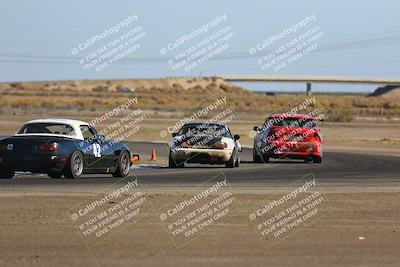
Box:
(18, 123), (76, 136)
(179, 124), (231, 138)
(267, 118), (317, 128)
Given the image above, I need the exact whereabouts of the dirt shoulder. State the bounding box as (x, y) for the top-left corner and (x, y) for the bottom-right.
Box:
(0, 192), (399, 267)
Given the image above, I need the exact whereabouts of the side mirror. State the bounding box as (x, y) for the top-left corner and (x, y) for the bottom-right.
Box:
(253, 126), (260, 131)
(172, 133), (178, 137)
(234, 134), (240, 140)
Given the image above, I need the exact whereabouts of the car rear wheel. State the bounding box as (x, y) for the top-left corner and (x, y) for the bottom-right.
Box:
(113, 151), (131, 177)
(0, 168), (14, 179)
(313, 156), (322, 163)
(253, 145), (262, 163)
(226, 149), (237, 168)
(235, 155), (240, 167)
(47, 171), (63, 179)
(304, 158), (313, 163)
(168, 154), (184, 168)
(64, 151), (84, 179)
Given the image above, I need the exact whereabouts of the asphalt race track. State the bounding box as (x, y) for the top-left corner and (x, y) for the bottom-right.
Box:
(0, 142), (399, 194)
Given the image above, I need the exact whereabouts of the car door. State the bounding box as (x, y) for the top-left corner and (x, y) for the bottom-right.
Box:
(88, 126), (116, 169)
(79, 125), (101, 169)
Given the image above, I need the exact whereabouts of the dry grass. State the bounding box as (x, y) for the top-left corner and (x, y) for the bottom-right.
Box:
(0, 77), (399, 123)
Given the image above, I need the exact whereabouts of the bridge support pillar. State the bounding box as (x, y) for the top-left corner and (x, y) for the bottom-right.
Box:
(306, 83), (312, 96)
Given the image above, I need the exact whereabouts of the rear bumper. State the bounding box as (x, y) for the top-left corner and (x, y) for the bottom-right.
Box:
(258, 141), (322, 159)
(269, 152), (318, 160)
(171, 148), (233, 163)
(0, 154), (68, 173)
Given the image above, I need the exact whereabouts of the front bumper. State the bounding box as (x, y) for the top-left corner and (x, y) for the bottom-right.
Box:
(170, 148), (233, 163)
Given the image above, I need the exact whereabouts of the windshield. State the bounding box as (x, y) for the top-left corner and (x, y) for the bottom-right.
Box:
(18, 123), (76, 136)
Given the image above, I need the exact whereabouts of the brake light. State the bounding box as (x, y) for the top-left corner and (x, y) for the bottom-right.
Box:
(38, 143), (59, 153)
(212, 142), (228, 149)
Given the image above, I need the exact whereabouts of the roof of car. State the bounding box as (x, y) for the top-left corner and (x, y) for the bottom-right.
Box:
(16, 119), (89, 140)
(25, 118), (89, 127)
(269, 114), (314, 119)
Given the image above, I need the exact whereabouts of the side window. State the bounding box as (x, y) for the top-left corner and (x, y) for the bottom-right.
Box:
(80, 125), (96, 142)
(88, 126), (99, 138)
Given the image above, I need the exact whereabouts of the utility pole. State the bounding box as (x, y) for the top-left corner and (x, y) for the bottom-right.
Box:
(306, 83), (312, 96)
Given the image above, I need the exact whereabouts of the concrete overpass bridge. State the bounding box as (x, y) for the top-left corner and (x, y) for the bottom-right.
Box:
(222, 75), (400, 95)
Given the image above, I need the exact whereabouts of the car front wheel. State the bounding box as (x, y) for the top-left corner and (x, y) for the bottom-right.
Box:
(113, 151), (131, 177)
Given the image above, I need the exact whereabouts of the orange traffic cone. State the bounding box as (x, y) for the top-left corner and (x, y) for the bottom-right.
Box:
(131, 155), (140, 162)
(151, 149), (157, 161)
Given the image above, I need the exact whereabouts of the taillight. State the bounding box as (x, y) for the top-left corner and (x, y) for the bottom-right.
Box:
(38, 143), (59, 153)
(212, 142), (228, 149)
(313, 134), (321, 142)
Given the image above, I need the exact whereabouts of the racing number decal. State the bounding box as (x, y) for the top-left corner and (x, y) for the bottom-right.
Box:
(93, 143), (102, 157)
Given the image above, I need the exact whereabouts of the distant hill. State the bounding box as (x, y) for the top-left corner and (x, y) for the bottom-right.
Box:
(368, 85), (400, 98)
(0, 77), (249, 95)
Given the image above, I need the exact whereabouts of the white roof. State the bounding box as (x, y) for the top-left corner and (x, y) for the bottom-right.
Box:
(25, 118), (89, 128)
(15, 118), (90, 140)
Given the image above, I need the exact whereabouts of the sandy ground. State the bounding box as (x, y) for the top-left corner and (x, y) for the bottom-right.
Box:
(0, 192), (399, 267)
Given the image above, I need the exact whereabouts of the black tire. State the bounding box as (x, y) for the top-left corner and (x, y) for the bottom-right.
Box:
(112, 151), (131, 177)
(226, 149), (236, 168)
(64, 151), (84, 179)
(253, 145), (262, 163)
(0, 168), (14, 179)
(313, 156), (322, 164)
(47, 171), (63, 179)
(235, 155), (240, 167)
(168, 154), (184, 168)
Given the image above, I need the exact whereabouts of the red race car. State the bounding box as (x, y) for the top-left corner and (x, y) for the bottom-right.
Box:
(253, 114), (323, 163)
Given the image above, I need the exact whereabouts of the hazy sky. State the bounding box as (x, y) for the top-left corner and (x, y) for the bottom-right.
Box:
(0, 0), (399, 92)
